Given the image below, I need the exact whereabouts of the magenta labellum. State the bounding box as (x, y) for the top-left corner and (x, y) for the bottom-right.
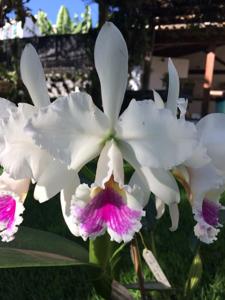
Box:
(71, 177), (145, 243)
(0, 191), (25, 242)
(194, 197), (223, 244)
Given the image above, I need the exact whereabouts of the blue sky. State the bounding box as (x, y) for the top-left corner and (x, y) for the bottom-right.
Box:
(27, 0), (98, 26)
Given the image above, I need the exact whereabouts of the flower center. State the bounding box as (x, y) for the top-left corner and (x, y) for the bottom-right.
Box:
(102, 130), (117, 145)
(202, 198), (220, 226)
(0, 194), (16, 231)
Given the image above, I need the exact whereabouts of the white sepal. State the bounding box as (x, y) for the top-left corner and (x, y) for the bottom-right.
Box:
(20, 44), (50, 108)
(94, 22), (128, 126)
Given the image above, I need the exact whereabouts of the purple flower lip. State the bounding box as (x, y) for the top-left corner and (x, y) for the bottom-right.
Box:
(202, 198), (220, 227)
(0, 195), (16, 231)
(72, 177), (144, 242)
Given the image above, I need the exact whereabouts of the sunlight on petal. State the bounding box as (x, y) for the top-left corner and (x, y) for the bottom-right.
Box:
(117, 100), (197, 169)
(94, 22), (128, 126)
(26, 92), (109, 171)
(20, 44), (50, 108)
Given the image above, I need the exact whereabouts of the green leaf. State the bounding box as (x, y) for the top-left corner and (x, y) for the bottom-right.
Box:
(184, 251), (202, 299)
(0, 226), (92, 268)
(37, 10), (54, 35)
(56, 5), (73, 34)
(93, 272), (112, 300)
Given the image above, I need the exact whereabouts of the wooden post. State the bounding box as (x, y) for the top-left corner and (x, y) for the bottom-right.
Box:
(201, 48), (215, 116)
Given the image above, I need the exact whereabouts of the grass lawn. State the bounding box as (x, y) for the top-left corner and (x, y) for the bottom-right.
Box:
(0, 188), (224, 300)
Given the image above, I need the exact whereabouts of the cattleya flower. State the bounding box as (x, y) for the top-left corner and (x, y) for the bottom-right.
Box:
(184, 114), (225, 243)
(0, 172), (29, 241)
(0, 45), (77, 239)
(153, 63), (225, 243)
(188, 163), (225, 244)
(26, 22), (197, 242)
(174, 157), (225, 244)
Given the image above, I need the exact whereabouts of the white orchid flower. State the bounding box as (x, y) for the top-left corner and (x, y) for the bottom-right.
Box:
(25, 22), (197, 242)
(186, 113), (225, 243)
(187, 163), (225, 244)
(174, 158), (225, 244)
(153, 60), (225, 243)
(0, 45), (78, 237)
(177, 111), (225, 244)
(0, 99), (30, 241)
(137, 59), (196, 231)
(0, 171), (30, 242)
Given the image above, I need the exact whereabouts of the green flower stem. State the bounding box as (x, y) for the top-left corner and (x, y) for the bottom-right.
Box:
(89, 234), (113, 269)
(89, 234), (114, 299)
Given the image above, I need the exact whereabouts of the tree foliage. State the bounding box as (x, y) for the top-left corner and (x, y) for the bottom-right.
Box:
(37, 10), (54, 35)
(56, 5), (73, 34)
(37, 5), (92, 36)
(0, 0), (34, 28)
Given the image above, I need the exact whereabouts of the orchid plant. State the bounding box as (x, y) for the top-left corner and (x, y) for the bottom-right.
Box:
(0, 21), (225, 299)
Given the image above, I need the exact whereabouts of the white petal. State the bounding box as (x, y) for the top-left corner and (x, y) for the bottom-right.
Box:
(194, 222), (219, 244)
(166, 58), (179, 116)
(118, 138), (140, 170)
(155, 197), (165, 219)
(197, 113), (225, 173)
(95, 140), (124, 188)
(169, 203), (179, 231)
(177, 98), (188, 119)
(206, 188), (225, 202)
(0, 172), (30, 201)
(0, 98), (17, 152)
(153, 90), (164, 109)
(189, 162), (225, 199)
(26, 92), (109, 170)
(129, 170), (150, 207)
(0, 105), (52, 180)
(184, 143), (211, 169)
(0, 98), (16, 118)
(20, 44), (50, 107)
(34, 160), (76, 202)
(60, 174), (80, 236)
(117, 100), (197, 169)
(139, 167), (180, 205)
(94, 22), (128, 125)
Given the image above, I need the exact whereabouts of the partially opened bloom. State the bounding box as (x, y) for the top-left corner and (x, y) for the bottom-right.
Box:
(174, 158), (225, 243)
(0, 172), (29, 242)
(188, 163), (225, 243)
(153, 60), (225, 243)
(191, 112), (225, 242)
(26, 22), (197, 242)
(183, 113), (225, 243)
